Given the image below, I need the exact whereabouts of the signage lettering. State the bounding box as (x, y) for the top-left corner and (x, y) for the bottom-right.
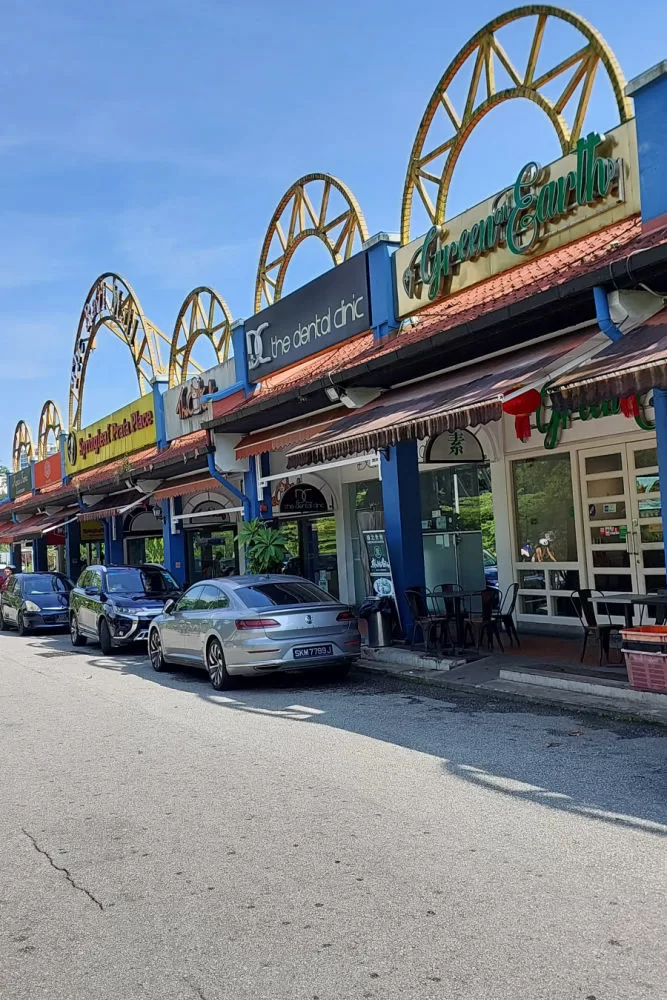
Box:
(408, 132), (623, 304)
(66, 396), (157, 475)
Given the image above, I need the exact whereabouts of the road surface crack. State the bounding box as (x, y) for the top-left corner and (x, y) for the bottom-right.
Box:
(21, 828), (104, 911)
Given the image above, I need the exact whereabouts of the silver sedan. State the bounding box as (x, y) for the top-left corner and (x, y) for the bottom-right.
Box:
(147, 575), (361, 689)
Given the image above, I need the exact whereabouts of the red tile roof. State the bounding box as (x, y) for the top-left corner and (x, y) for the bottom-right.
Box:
(69, 430), (209, 491)
(233, 215), (667, 413)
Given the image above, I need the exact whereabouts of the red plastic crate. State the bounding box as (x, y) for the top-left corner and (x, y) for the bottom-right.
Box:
(621, 648), (667, 692)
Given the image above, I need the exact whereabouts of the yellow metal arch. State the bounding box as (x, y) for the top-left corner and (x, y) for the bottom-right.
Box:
(12, 420), (34, 472)
(37, 400), (63, 461)
(255, 173), (369, 313)
(401, 4), (633, 242)
(69, 273), (169, 430)
(168, 287), (233, 386)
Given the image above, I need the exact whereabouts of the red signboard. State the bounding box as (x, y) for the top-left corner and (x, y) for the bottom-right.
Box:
(33, 455), (61, 490)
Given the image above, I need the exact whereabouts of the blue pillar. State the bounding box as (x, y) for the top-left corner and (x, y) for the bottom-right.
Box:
(625, 62), (667, 226)
(65, 520), (82, 581)
(10, 543), (22, 572)
(103, 517), (124, 565)
(380, 441), (425, 634)
(162, 498), (186, 587)
(33, 536), (48, 571)
(243, 452), (271, 520)
(365, 233), (401, 339)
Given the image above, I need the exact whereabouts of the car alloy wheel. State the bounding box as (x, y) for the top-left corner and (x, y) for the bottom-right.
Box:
(0, 607), (8, 631)
(70, 613), (87, 647)
(149, 629), (165, 672)
(17, 612), (29, 637)
(206, 637), (231, 691)
(98, 619), (113, 655)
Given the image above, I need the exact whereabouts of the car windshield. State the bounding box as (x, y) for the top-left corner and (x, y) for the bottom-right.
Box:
(106, 568), (179, 595)
(23, 576), (69, 595)
(236, 581), (336, 609)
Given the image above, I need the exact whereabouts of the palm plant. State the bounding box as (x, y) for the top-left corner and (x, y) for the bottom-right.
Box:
(237, 519), (291, 574)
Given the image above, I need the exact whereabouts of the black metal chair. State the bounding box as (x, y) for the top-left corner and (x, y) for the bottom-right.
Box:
(433, 583), (465, 650)
(570, 588), (622, 664)
(494, 582), (520, 647)
(404, 588), (449, 652)
(467, 588), (504, 652)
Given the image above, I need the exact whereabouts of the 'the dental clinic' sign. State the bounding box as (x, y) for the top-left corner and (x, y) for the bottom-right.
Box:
(245, 251), (370, 382)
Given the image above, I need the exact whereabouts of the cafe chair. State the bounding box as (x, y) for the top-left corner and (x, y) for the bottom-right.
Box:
(467, 588), (504, 652)
(494, 582), (520, 647)
(404, 588), (450, 652)
(570, 588), (622, 665)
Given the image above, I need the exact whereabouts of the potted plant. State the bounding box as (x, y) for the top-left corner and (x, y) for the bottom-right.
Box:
(237, 518), (291, 574)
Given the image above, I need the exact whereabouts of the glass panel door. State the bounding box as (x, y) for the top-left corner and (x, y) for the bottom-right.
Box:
(628, 444), (664, 597)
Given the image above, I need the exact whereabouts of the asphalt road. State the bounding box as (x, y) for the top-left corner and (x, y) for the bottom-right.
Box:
(1, 630), (665, 1000)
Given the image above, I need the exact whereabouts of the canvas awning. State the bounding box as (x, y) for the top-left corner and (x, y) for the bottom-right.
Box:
(0, 511), (76, 543)
(153, 475), (221, 502)
(234, 410), (347, 460)
(286, 330), (598, 468)
(77, 490), (151, 522)
(549, 318), (667, 411)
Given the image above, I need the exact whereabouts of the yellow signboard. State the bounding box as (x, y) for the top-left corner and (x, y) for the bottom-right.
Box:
(80, 520), (104, 542)
(394, 121), (640, 319)
(66, 395), (156, 475)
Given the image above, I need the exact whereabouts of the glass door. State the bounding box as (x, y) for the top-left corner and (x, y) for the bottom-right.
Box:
(579, 440), (663, 619)
(187, 526), (238, 582)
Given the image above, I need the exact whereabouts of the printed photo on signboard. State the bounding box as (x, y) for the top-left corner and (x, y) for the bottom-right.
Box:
(362, 529), (395, 597)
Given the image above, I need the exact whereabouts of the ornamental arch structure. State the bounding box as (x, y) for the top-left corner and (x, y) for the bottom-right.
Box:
(168, 286), (233, 386)
(37, 400), (63, 460)
(12, 420), (34, 472)
(254, 173), (369, 313)
(69, 273), (169, 431)
(400, 4), (633, 243)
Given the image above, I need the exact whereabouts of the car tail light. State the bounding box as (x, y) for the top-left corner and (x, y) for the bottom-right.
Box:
(336, 611), (356, 621)
(235, 618), (281, 630)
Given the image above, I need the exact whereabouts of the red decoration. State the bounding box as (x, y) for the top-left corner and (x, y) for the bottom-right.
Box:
(502, 389), (542, 441)
(620, 395), (640, 418)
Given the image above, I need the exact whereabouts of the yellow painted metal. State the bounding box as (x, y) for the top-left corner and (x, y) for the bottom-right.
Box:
(400, 5), (633, 243)
(254, 173), (369, 313)
(12, 420), (34, 472)
(68, 273), (169, 431)
(37, 401), (63, 460)
(168, 287), (233, 386)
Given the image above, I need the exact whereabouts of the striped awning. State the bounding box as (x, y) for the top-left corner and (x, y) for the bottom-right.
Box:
(154, 476), (221, 501)
(77, 490), (150, 522)
(286, 331), (597, 468)
(235, 410), (347, 460)
(549, 318), (667, 411)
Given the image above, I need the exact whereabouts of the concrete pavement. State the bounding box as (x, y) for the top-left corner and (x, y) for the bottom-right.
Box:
(1, 629), (665, 1000)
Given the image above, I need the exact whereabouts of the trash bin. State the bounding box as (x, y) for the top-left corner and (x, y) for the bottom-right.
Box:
(359, 597), (395, 648)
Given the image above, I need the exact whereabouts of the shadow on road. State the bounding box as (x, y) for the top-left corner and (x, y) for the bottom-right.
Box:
(14, 630), (667, 837)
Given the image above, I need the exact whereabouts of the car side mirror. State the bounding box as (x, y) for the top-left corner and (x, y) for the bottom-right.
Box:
(163, 598), (176, 615)
(84, 586), (98, 596)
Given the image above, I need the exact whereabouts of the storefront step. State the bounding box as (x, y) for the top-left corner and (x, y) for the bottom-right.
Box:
(498, 667), (667, 711)
(360, 645), (466, 672)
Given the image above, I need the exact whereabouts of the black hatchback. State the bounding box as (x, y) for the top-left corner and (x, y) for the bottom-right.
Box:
(0, 572), (73, 635)
(69, 564), (181, 654)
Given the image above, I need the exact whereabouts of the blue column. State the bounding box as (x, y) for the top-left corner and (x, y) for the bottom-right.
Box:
(10, 543), (22, 572)
(162, 498), (186, 586)
(103, 517), (124, 565)
(243, 452), (271, 520)
(380, 441), (425, 634)
(33, 536), (48, 571)
(625, 63), (667, 225)
(65, 520), (81, 580)
(366, 234), (401, 340)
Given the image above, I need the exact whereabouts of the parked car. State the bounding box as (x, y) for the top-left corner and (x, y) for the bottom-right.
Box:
(69, 564), (181, 654)
(0, 572), (73, 635)
(148, 574), (362, 690)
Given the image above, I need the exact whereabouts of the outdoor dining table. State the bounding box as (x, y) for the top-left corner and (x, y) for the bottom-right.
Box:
(597, 592), (667, 629)
(431, 589), (483, 649)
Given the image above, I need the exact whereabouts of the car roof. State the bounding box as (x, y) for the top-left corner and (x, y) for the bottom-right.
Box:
(207, 574), (321, 589)
(16, 571), (62, 577)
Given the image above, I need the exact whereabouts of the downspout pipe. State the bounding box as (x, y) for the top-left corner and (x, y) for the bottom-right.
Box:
(207, 453), (251, 520)
(593, 286), (623, 342)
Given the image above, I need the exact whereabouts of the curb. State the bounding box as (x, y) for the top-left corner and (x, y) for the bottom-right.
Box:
(354, 662), (667, 728)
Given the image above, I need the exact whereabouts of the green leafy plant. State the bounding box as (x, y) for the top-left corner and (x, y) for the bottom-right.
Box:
(237, 518), (291, 574)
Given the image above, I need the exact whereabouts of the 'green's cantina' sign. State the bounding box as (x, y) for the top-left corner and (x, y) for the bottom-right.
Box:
(393, 120), (638, 318)
(407, 132), (622, 303)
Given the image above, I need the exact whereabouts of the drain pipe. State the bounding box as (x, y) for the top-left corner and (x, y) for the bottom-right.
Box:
(207, 453), (251, 520)
(593, 286), (623, 342)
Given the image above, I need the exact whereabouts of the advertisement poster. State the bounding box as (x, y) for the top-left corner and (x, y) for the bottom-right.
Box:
(362, 529), (395, 598)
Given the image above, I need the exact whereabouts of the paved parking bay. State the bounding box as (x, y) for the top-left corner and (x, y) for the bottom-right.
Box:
(1, 629), (665, 1000)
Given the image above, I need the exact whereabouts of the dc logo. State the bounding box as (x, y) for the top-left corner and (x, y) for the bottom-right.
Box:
(246, 322), (271, 370)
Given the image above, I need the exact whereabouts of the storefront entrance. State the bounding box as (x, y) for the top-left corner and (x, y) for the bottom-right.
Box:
(579, 440), (663, 607)
(279, 516), (339, 597)
(187, 526), (238, 581)
(124, 510), (164, 566)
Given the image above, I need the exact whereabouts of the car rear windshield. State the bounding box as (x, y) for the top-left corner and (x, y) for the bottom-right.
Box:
(23, 576), (69, 595)
(106, 568), (180, 595)
(236, 581), (336, 608)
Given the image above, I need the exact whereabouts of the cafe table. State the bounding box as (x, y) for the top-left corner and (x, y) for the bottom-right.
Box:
(431, 589), (483, 649)
(597, 591), (667, 629)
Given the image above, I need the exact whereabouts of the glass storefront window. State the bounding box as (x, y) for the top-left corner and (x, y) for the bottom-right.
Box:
(188, 528), (237, 582)
(419, 464), (495, 551)
(347, 479), (384, 606)
(512, 454), (577, 562)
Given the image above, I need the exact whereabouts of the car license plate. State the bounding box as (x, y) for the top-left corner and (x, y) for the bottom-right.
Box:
(293, 644), (334, 659)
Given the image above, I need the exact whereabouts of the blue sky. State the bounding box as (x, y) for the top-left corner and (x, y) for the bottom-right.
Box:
(1, 0), (666, 467)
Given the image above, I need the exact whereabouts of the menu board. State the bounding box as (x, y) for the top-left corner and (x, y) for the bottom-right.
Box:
(362, 530), (394, 598)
